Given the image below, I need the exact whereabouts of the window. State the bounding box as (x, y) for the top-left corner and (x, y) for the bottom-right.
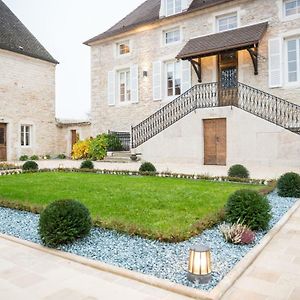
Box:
(286, 38), (300, 83)
(284, 0), (300, 17)
(164, 28), (181, 44)
(166, 0), (182, 16)
(118, 69), (131, 102)
(166, 61), (181, 97)
(21, 125), (31, 147)
(117, 41), (130, 55)
(217, 13), (238, 32)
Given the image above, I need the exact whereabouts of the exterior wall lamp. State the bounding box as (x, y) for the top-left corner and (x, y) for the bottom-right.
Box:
(187, 245), (212, 284)
(143, 70), (148, 77)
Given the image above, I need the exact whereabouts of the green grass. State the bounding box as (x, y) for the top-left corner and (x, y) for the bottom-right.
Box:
(0, 172), (262, 241)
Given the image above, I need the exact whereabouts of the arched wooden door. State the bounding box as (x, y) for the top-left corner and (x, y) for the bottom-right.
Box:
(0, 124), (7, 161)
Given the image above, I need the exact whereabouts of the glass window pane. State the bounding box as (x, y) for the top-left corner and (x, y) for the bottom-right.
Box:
(175, 0), (181, 13)
(218, 14), (237, 32)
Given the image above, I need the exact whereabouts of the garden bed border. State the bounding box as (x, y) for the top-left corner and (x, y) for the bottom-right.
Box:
(1, 200), (298, 300)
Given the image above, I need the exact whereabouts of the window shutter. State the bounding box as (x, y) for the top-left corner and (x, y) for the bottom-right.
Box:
(181, 60), (191, 93)
(107, 71), (115, 106)
(153, 61), (162, 101)
(130, 65), (139, 103)
(268, 38), (283, 88)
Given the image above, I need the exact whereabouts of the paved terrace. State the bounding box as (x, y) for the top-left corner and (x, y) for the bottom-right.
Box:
(0, 205), (299, 299)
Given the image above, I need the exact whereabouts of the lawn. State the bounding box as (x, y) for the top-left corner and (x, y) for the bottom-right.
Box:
(0, 172), (262, 241)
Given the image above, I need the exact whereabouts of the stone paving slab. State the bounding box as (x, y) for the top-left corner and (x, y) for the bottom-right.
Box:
(0, 237), (192, 300)
(221, 205), (300, 300)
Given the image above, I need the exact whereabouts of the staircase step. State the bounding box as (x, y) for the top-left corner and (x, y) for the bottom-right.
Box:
(106, 151), (131, 158)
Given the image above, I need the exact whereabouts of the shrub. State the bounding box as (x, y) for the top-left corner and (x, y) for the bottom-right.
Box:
(30, 155), (39, 161)
(277, 172), (300, 198)
(72, 139), (91, 160)
(139, 162), (156, 173)
(225, 189), (271, 231)
(88, 135), (108, 160)
(228, 164), (249, 178)
(22, 161), (39, 171)
(219, 222), (255, 245)
(104, 133), (123, 151)
(80, 160), (94, 169)
(39, 199), (92, 247)
(19, 155), (29, 161)
(57, 154), (66, 159)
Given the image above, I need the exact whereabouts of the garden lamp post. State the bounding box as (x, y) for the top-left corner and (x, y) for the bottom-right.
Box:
(187, 245), (212, 284)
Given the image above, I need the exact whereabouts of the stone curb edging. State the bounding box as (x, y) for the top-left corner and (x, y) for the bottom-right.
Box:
(0, 233), (212, 300)
(0, 200), (299, 300)
(210, 199), (300, 299)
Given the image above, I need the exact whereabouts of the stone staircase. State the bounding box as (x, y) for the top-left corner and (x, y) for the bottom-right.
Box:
(103, 151), (133, 163)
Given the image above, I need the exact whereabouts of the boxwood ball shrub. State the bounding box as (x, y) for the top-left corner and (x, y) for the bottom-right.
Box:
(228, 164), (250, 178)
(277, 172), (300, 198)
(80, 160), (94, 169)
(39, 199), (92, 247)
(19, 155), (28, 161)
(139, 162), (156, 172)
(22, 160), (39, 171)
(225, 189), (271, 230)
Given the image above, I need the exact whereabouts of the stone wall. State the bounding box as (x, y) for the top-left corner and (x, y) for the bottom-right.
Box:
(0, 49), (59, 160)
(137, 106), (300, 179)
(90, 0), (300, 134)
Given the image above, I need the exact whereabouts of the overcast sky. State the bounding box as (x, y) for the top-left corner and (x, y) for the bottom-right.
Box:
(4, 0), (144, 119)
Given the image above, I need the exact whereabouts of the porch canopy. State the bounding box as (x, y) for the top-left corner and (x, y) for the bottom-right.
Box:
(176, 22), (268, 81)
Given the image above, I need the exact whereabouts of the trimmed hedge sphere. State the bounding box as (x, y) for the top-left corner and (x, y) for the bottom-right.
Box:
(228, 164), (249, 178)
(80, 160), (94, 169)
(139, 162), (156, 172)
(277, 172), (300, 198)
(22, 160), (38, 171)
(39, 199), (92, 247)
(225, 189), (271, 231)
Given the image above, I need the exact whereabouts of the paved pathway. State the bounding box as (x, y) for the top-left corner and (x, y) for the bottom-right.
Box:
(222, 204), (300, 300)
(0, 237), (192, 300)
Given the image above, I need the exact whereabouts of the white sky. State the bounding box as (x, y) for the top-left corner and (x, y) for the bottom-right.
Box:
(4, 0), (144, 119)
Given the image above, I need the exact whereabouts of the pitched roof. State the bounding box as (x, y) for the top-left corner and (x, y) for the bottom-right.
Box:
(176, 22), (268, 59)
(84, 0), (232, 45)
(0, 0), (58, 64)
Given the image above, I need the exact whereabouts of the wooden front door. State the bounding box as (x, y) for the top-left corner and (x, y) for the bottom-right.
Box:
(218, 52), (238, 106)
(203, 118), (226, 165)
(0, 124), (7, 161)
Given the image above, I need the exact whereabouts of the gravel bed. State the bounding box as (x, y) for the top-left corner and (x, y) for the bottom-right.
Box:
(0, 192), (297, 291)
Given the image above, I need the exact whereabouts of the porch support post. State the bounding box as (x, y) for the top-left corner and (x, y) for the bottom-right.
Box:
(247, 45), (259, 75)
(189, 58), (202, 83)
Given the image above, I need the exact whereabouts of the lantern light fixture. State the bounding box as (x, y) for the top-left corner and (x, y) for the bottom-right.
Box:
(187, 245), (212, 284)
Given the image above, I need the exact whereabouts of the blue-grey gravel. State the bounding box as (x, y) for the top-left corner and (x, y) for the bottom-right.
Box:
(0, 192), (296, 291)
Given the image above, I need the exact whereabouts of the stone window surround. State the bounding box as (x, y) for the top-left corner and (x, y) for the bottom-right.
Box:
(283, 0), (300, 20)
(216, 12), (238, 33)
(116, 40), (131, 57)
(162, 26), (182, 46)
(20, 124), (33, 148)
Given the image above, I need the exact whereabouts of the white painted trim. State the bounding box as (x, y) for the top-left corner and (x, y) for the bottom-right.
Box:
(161, 26), (183, 47)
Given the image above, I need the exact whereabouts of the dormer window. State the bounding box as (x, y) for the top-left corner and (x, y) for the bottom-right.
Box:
(117, 40), (130, 56)
(166, 0), (182, 16)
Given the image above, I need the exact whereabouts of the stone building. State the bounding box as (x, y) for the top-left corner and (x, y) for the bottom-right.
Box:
(85, 0), (300, 177)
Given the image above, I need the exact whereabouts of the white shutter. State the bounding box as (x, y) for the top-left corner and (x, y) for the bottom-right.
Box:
(181, 60), (191, 93)
(159, 0), (165, 17)
(130, 65), (139, 103)
(153, 61), (162, 101)
(269, 38), (283, 88)
(107, 71), (115, 106)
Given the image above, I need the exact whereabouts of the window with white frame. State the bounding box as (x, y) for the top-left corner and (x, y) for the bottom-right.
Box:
(117, 41), (130, 55)
(284, 0), (300, 17)
(286, 38), (300, 83)
(118, 69), (131, 102)
(164, 28), (181, 44)
(216, 13), (238, 32)
(20, 125), (31, 147)
(166, 0), (182, 16)
(166, 61), (181, 97)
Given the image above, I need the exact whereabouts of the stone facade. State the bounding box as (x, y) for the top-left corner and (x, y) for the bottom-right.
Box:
(0, 49), (59, 160)
(89, 0), (300, 134)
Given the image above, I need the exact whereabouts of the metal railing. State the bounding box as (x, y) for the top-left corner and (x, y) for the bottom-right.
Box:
(131, 82), (300, 148)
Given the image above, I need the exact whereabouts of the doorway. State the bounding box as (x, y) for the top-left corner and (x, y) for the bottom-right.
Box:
(0, 124), (7, 161)
(203, 118), (227, 165)
(218, 52), (238, 106)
